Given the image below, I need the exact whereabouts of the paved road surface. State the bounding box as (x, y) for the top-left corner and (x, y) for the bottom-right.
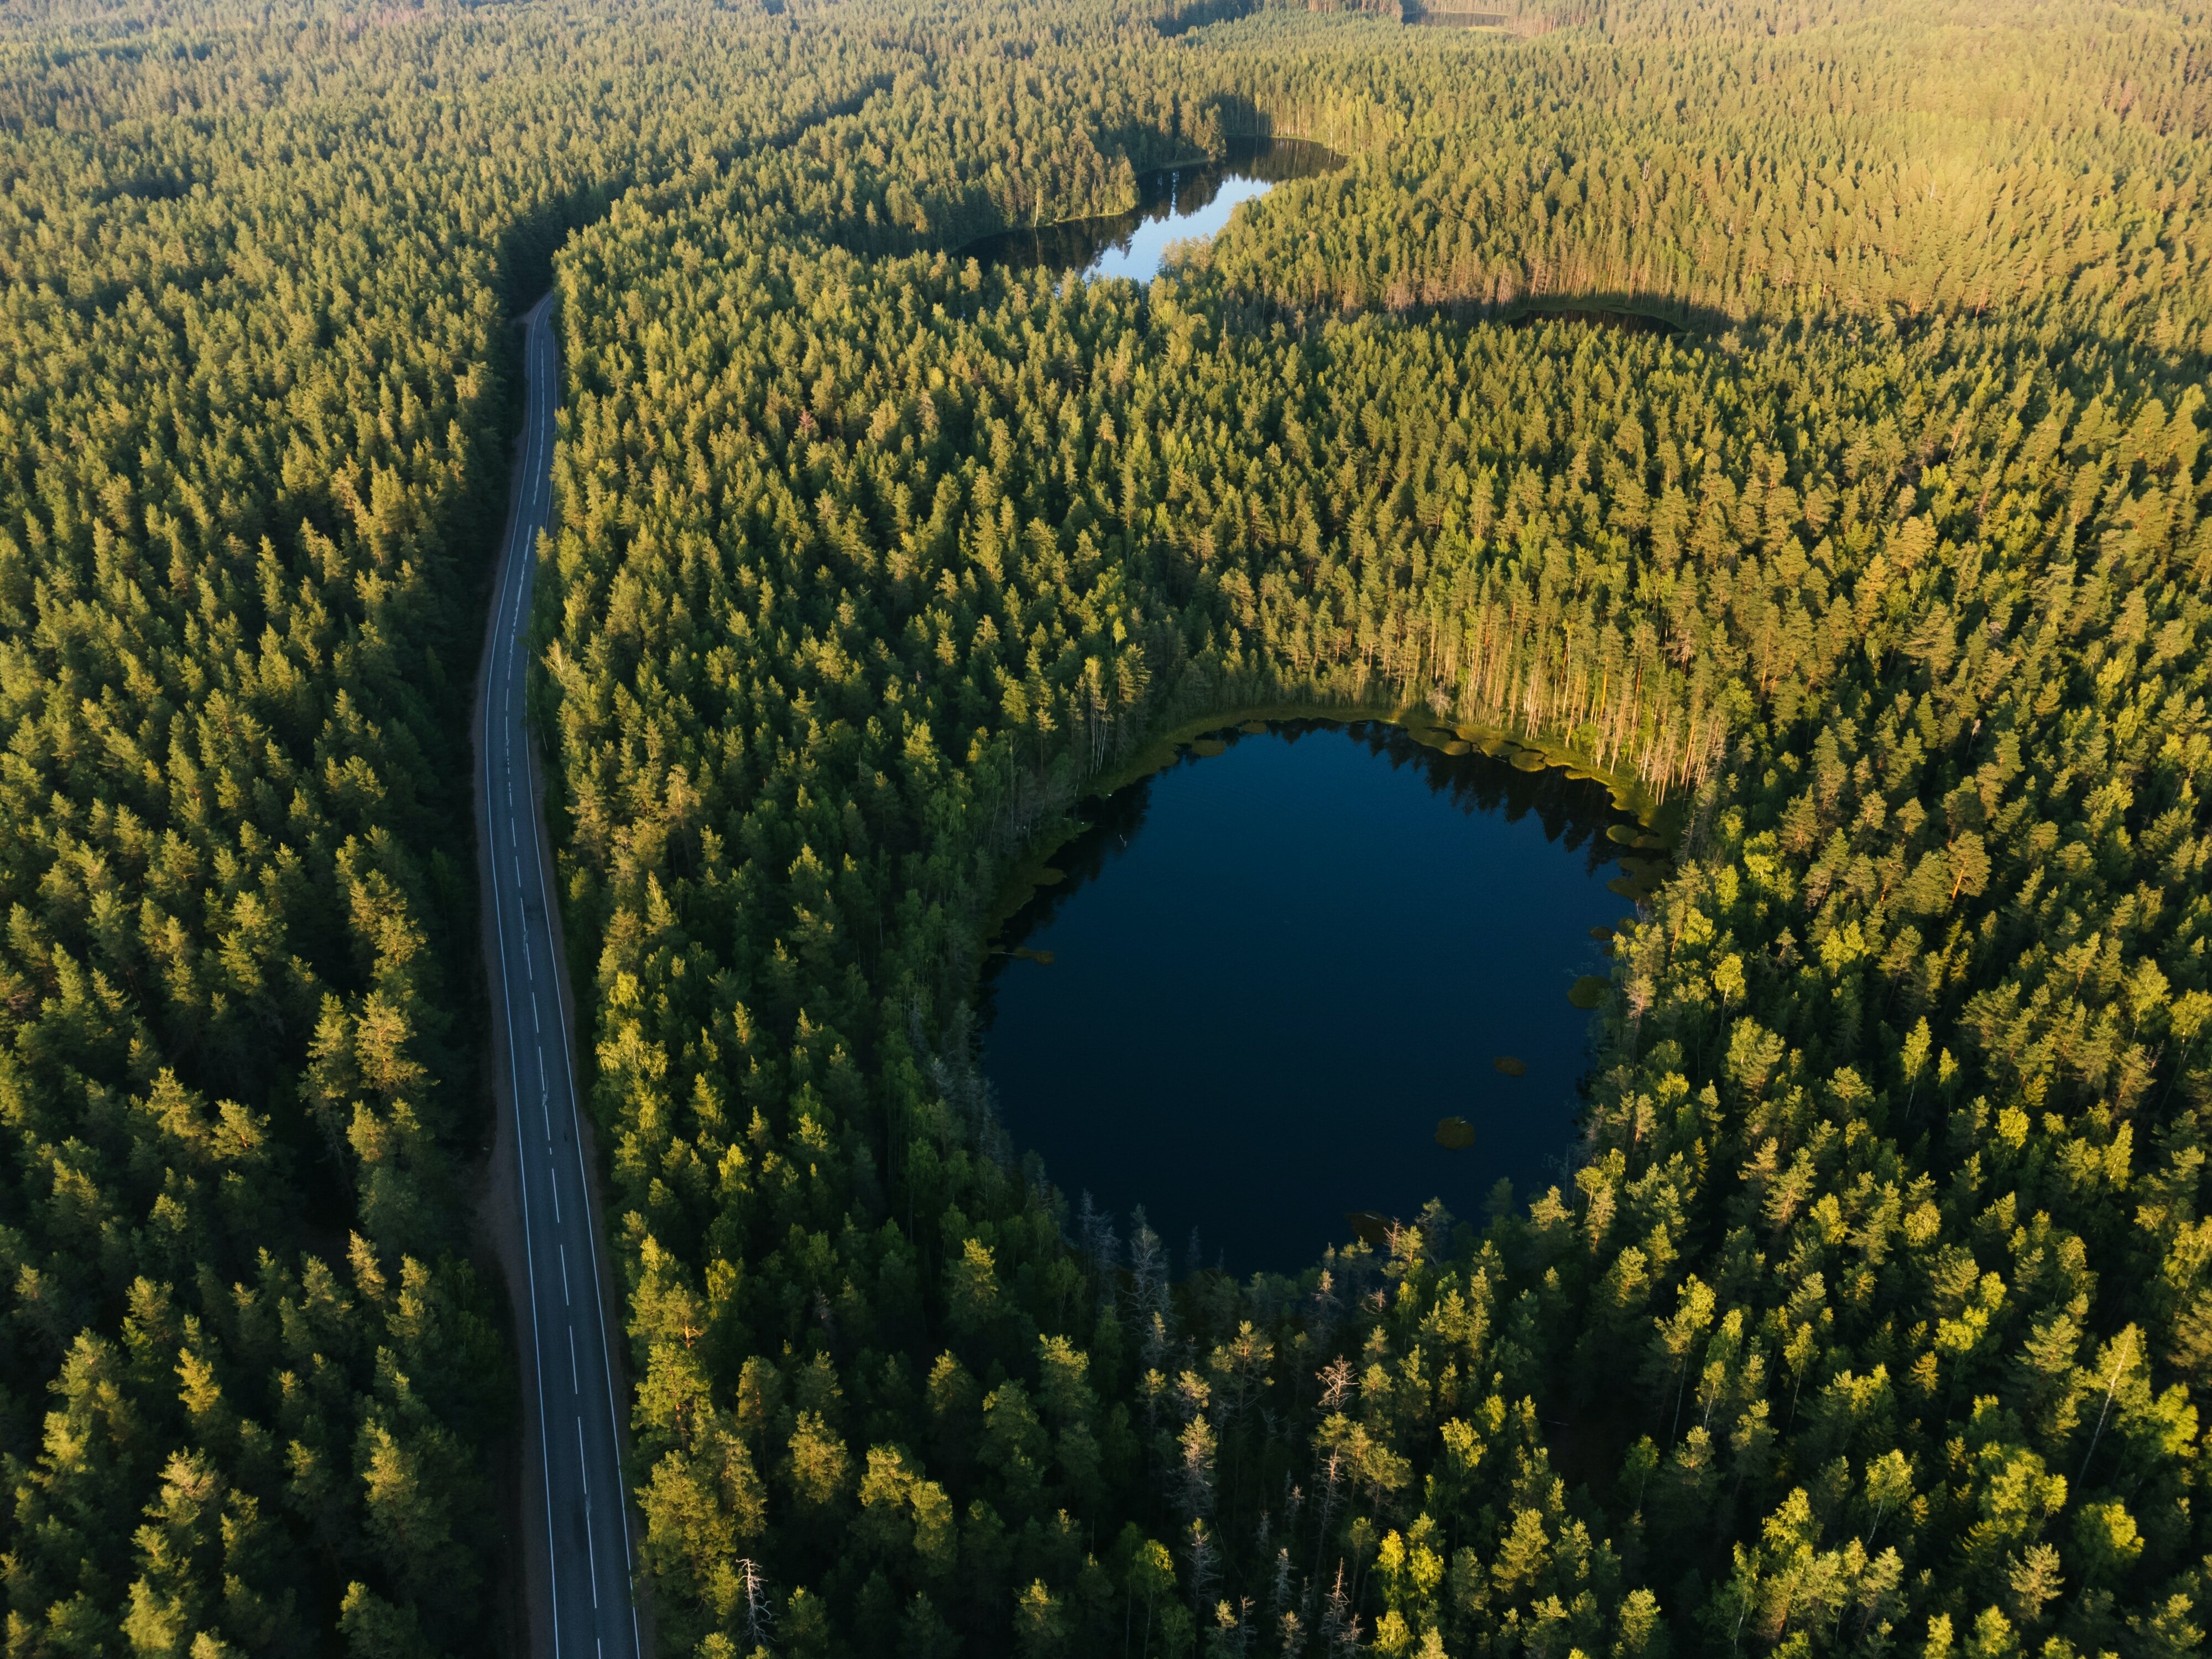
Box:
(475, 293), (642, 1659)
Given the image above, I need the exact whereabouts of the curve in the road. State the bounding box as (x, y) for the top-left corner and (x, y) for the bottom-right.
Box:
(477, 294), (643, 1659)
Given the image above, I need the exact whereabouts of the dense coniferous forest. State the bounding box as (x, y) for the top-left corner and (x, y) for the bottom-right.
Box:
(4, 0), (2211, 1655)
(0, 5), (896, 1650)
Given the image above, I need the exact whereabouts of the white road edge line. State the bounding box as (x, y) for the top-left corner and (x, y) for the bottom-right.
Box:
(507, 294), (641, 1657)
(515, 336), (646, 1645)
(486, 297), (564, 1659)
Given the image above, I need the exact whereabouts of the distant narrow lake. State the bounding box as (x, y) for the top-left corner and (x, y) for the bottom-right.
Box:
(981, 720), (1644, 1275)
(967, 137), (1342, 284)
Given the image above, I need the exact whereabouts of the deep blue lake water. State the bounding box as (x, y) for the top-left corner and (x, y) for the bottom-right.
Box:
(980, 719), (1642, 1276)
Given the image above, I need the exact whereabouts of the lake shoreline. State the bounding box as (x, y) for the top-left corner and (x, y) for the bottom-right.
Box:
(979, 718), (1646, 1274)
(983, 697), (1668, 947)
(961, 135), (1345, 283)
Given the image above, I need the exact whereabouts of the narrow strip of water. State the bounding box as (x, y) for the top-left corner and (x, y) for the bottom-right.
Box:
(965, 137), (1342, 283)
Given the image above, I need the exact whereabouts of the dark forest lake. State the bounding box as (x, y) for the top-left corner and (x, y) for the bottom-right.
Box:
(967, 137), (1342, 284)
(980, 719), (1649, 1275)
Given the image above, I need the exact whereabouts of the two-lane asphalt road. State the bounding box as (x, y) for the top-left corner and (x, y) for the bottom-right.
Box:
(476, 294), (643, 1659)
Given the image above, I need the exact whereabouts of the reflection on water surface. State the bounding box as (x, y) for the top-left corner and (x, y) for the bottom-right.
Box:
(982, 721), (1649, 1275)
(966, 138), (1342, 284)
